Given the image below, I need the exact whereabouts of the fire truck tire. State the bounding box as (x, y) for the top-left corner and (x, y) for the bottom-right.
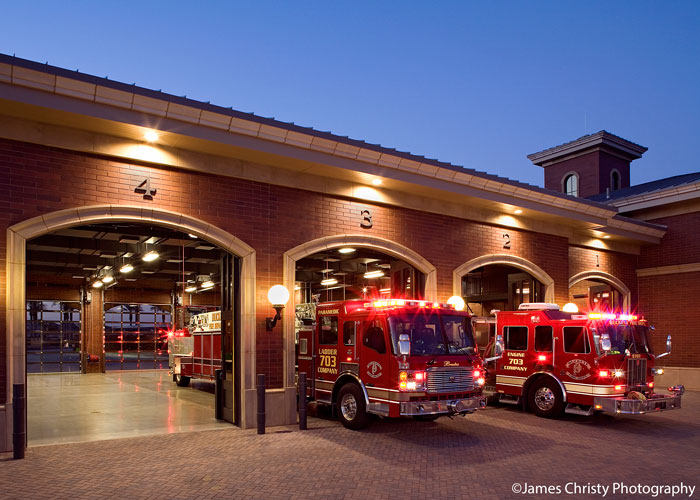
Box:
(528, 378), (564, 418)
(337, 383), (370, 430)
(175, 374), (191, 387)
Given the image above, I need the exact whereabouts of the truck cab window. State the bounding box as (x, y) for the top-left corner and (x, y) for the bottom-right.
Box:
(343, 321), (355, 346)
(319, 316), (338, 345)
(363, 321), (386, 354)
(534, 325), (553, 352)
(504, 326), (528, 351)
(563, 326), (590, 354)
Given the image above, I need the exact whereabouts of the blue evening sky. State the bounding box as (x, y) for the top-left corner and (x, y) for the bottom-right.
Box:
(1, 1), (698, 187)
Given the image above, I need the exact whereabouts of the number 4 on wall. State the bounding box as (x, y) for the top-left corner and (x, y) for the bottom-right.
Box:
(135, 178), (157, 200)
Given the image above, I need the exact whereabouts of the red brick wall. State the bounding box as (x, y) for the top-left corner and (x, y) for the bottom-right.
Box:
(0, 138), (585, 399)
(637, 212), (700, 368)
(638, 273), (700, 368)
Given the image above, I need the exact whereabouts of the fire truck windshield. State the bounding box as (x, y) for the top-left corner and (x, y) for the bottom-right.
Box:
(597, 323), (653, 355)
(388, 312), (476, 356)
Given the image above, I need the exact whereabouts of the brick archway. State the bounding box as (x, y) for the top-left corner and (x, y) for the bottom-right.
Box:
(452, 254), (555, 304)
(5, 205), (258, 441)
(280, 234), (438, 399)
(569, 270), (631, 310)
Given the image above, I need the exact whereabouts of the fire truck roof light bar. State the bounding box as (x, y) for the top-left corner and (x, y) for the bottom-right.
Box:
(365, 299), (456, 309)
(587, 312), (638, 321)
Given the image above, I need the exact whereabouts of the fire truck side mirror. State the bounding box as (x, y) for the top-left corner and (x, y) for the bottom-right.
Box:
(656, 335), (672, 359)
(600, 333), (612, 352)
(494, 334), (504, 356)
(398, 333), (411, 356)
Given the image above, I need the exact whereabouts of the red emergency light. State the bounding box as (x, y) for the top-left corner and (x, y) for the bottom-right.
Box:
(587, 312), (638, 321)
(365, 299), (455, 310)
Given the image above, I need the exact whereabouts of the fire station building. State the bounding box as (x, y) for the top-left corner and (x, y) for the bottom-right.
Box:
(0, 54), (697, 451)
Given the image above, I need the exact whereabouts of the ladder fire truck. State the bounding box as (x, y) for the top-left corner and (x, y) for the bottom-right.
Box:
(476, 303), (684, 418)
(168, 310), (221, 387)
(297, 299), (486, 429)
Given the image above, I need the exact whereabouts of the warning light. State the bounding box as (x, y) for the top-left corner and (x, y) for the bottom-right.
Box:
(614, 385), (623, 391)
(415, 372), (425, 381)
(399, 371), (408, 381)
(476, 377), (485, 386)
(473, 370), (480, 378)
(538, 355), (547, 362)
(594, 404), (603, 410)
(649, 382), (654, 389)
(598, 370), (609, 377)
(346, 357), (352, 362)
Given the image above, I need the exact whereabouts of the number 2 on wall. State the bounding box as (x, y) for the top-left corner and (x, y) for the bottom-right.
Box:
(503, 233), (511, 249)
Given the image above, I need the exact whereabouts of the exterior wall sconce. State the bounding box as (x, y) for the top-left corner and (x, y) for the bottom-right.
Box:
(266, 285), (290, 331)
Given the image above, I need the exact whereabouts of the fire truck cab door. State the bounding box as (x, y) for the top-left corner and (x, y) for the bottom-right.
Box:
(360, 319), (389, 388)
(556, 324), (595, 385)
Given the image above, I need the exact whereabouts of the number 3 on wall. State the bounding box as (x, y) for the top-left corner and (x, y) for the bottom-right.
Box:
(360, 209), (373, 228)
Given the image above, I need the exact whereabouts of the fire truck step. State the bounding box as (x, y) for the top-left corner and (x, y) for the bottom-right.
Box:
(498, 394), (521, 405)
(564, 404), (594, 416)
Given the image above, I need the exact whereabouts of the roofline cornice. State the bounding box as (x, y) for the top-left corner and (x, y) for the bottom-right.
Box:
(527, 131), (648, 166)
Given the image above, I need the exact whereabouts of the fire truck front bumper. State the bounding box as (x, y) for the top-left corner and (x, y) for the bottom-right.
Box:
(400, 396), (487, 416)
(593, 386), (684, 415)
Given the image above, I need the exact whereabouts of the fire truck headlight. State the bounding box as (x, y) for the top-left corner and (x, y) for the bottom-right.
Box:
(473, 369), (481, 378)
(652, 367), (664, 375)
(406, 381), (417, 390)
(476, 377), (485, 386)
(613, 370), (624, 378)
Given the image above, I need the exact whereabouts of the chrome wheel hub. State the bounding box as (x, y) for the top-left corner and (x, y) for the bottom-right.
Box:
(534, 387), (556, 411)
(340, 393), (358, 421)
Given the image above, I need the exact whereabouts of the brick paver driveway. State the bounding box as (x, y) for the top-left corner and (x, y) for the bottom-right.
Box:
(1, 392), (698, 499)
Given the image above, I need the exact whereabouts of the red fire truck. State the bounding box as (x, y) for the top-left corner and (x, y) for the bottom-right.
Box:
(297, 299), (486, 429)
(168, 310), (221, 387)
(477, 303), (684, 418)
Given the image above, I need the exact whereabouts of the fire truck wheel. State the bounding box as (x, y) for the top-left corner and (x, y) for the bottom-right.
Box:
(337, 383), (370, 430)
(528, 378), (564, 418)
(175, 374), (191, 387)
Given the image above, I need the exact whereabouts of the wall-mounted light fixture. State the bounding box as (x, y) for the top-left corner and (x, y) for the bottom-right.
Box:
(266, 285), (290, 331)
(363, 269), (384, 279)
(144, 130), (159, 143)
(119, 263), (134, 273)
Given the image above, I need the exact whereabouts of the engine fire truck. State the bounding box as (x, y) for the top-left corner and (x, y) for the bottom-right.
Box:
(297, 299), (486, 429)
(168, 310), (221, 387)
(477, 303), (684, 418)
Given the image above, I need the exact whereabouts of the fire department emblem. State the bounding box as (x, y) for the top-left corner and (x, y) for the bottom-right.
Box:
(564, 359), (592, 380)
(366, 361), (382, 378)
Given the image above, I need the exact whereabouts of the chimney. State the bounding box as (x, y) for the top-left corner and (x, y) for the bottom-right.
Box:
(527, 131), (647, 198)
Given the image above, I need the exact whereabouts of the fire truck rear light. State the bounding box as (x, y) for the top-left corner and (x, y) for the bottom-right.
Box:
(614, 385), (622, 391)
(598, 370), (609, 377)
(538, 355), (546, 362)
(472, 370), (480, 378)
(476, 377), (485, 386)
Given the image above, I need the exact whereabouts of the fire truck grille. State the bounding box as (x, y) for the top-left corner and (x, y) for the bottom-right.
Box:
(426, 368), (474, 393)
(627, 358), (647, 387)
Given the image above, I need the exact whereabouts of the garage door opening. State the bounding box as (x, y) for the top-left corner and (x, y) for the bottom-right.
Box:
(25, 222), (237, 445)
(461, 264), (545, 317)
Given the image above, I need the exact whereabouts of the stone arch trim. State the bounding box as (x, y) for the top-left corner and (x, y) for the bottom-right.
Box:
(452, 254), (555, 304)
(569, 270), (631, 310)
(281, 234), (437, 389)
(6, 205), (257, 429)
